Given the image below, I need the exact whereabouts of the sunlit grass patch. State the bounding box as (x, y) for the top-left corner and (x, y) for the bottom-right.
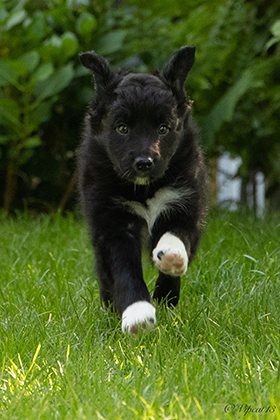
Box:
(1, 343), (64, 408)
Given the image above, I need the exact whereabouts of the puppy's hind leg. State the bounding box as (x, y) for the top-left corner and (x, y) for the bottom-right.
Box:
(153, 272), (181, 307)
(94, 254), (115, 308)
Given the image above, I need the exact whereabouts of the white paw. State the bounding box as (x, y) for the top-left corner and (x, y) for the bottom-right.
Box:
(122, 301), (156, 334)
(152, 232), (188, 276)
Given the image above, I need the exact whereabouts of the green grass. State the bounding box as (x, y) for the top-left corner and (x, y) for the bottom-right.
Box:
(1, 210), (280, 419)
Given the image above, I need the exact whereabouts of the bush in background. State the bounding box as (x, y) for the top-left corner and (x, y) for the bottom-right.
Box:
(0, 0), (280, 213)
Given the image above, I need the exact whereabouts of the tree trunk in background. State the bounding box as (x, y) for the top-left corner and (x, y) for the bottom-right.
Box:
(268, 182), (280, 212)
(3, 157), (18, 212)
(58, 169), (78, 212)
(240, 176), (248, 208)
(252, 170), (257, 216)
(208, 157), (218, 208)
(240, 170), (259, 215)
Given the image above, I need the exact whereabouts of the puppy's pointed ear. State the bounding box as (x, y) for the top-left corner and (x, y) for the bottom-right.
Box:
(161, 46), (195, 90)
(79, 51), (113, 90)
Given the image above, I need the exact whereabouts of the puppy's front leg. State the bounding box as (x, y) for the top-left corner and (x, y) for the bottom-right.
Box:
(121, 301), (156, 334)
(93, 217), (156, 333)
(152, 232), (189, 306)
(152, 232), (189, 276)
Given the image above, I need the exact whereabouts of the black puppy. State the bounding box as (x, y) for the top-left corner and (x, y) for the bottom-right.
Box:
(78, 46), (208, 333)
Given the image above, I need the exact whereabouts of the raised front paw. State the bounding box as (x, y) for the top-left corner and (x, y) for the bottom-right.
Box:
(122, 301), (156, 334)
(152, 232), (189, 276)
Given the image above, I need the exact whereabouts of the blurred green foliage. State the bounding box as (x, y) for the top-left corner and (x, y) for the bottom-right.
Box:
(0, 0), (280, 212)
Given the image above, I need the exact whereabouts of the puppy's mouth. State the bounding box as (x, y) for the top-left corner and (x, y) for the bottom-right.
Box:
(134, 176), (150, 185)
(119, 168), (161, 185)
(118, 168), (152, 185)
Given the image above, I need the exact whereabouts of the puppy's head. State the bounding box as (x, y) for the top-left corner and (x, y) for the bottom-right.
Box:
(79, 47), (195, 184)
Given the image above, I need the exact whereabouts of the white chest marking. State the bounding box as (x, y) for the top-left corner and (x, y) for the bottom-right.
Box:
(126, 187), (192, 234)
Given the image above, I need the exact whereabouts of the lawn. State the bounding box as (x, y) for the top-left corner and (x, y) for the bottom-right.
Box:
(0, 210), (280, 419)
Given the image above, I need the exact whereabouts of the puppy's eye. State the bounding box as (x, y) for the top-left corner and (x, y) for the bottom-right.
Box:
(158, 124), (169, 135)
(116, 124), (129, 135)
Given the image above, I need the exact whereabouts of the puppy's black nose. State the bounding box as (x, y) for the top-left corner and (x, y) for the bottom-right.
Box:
(134, 157), (154, 172)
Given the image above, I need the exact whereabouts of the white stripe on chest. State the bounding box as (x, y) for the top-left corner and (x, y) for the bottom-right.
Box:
(125, 187), (191, 233)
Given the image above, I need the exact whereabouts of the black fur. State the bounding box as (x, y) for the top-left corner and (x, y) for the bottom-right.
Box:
(78, 47), (208, 323)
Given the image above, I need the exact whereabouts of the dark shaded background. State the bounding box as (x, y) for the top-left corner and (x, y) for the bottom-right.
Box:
(1, 0), (280, 214)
